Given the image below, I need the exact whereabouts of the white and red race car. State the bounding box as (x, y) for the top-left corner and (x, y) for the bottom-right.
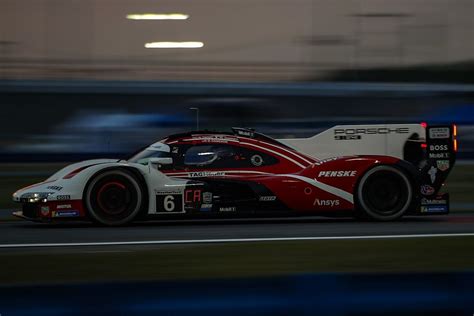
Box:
(13, 124), (457, 225)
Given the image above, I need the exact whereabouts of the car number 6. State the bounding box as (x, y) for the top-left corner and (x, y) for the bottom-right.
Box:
(164, 195), (175, 211)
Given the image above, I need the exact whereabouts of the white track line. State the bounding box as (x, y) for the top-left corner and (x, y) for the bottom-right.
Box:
(1, 233), (474, 248)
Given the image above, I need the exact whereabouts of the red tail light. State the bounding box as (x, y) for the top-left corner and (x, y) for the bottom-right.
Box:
(453, 124), (458, 152)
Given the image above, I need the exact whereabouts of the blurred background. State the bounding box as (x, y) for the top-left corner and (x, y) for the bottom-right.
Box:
(1, 2), (474, 314)
(1, 0), (474, 161)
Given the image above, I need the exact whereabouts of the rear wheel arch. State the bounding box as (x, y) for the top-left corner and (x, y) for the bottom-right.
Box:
(394, 160), (421, 188)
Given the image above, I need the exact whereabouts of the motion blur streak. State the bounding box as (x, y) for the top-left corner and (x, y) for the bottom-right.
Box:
(144, 42), (204, 48)
(0, 273), (473, 315)
(126, 13), (189, 20)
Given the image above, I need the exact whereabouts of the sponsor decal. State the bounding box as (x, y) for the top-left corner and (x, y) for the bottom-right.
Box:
(429, 152), (450, 159)
(40, 206), (50, 216)
(436, 160), (450, 171)
(318, 170), (356, 178)
(187, 135), (234, 143)
(259, 196), (277, 202)
(420, 205), (448, 213)
(428, 166), (438, 184)
(56, 195), (71, 200)
(46, 185), (62, 191)
(314, 157), (339, 166)
(200, 203), (213, 211)
(188, 171), (226, 178)
(219, 206), (236, 212)
(313, 199), (340, 207)
(235, 129), (254, 137)
(185, 189), (202, 203)
(172, 147), (179, 154)
(429, 144), (448, 151)
(156, 190), (181, 195)
(56, 204), (72, 209)
(202, 192), (213, 204)
(250, 155), (263, 167)
(334, 127), (409, 140)
(52, 210), (80, 218)
(421, 198), (448, 205)
(335, 135), (361, 140)
(421, 185), (435, 196)
(204, 139), (230, 143)
(429, 127), (450, 139)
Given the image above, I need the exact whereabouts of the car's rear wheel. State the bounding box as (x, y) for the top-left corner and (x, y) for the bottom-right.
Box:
(85, 169), (144, 226)
(356, 165), (412, 221)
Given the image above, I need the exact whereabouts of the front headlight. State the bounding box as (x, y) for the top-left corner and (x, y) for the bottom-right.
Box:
(20, 192), (53, 203)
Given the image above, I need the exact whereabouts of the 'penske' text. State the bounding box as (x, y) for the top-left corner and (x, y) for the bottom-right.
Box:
(318, 170), (356, 178)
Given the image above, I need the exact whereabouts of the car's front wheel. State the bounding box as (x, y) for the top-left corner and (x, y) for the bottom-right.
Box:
(356, 165), (413, 221)
(85, 169), (144, 226)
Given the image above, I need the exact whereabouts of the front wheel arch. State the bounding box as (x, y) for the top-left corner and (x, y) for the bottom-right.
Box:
(83, 167), (148, 226)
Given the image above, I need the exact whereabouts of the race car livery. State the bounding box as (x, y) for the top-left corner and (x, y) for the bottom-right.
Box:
(12, 124), (457, 225)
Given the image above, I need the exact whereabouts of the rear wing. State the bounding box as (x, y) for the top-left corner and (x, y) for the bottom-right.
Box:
(278, 124), (427, 160)
(279, 122), (457, 188)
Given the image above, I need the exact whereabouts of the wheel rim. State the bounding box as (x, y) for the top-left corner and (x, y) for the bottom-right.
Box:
(86, 170), (142, 225)
(97, 182), (130, 215)
(358, 166), (412, 219)
(363, 171), (408, 215)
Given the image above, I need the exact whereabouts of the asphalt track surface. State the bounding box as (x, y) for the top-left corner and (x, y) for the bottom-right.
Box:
(1, 212), (474, 247)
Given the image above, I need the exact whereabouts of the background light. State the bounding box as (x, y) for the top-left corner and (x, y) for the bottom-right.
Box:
(145, 42), (204, 48)
(126, 13), (189, 20)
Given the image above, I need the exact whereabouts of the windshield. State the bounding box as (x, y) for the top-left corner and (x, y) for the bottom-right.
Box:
(184, 145), (218, 166)
(184, 145), (236, 167)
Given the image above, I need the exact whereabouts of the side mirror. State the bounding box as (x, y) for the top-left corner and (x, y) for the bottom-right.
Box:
(148, 157), (173, 165)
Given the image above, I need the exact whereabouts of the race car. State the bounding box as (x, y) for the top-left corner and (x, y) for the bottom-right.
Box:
(12, 123), (457, 226)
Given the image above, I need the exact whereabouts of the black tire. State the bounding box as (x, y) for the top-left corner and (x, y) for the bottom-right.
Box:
(85, 169), (144, 226)
(356, 165), (413, 221)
